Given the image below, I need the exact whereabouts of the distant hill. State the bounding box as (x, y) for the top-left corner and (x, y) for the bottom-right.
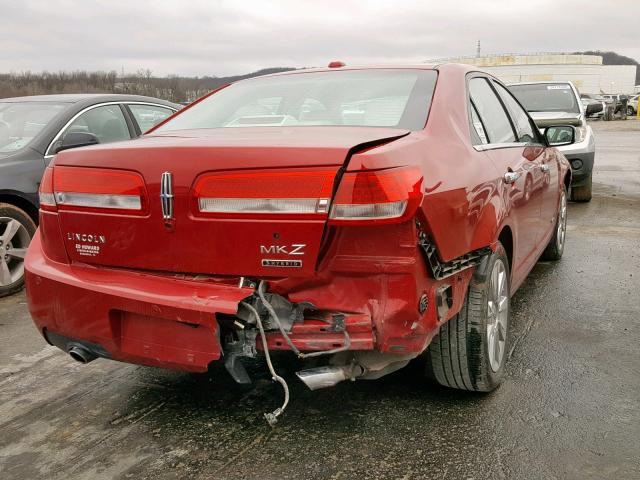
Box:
(576, 50), (640, 84)
(193, 67), (297, 91)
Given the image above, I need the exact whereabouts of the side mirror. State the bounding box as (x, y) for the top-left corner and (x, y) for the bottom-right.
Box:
(53, 132), (99, 154)
(545, 125), (575, 147)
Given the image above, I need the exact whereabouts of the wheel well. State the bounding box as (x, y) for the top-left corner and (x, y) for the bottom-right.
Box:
(0, 194), (39, 224)
(497, 226), (513, 272)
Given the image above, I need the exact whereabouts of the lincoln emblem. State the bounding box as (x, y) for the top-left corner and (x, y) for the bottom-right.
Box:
(160, 171), (174, 225)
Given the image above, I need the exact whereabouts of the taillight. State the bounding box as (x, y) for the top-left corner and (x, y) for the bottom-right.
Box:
(51, 166), (147, 214)
(193, 169), (335, 217)
(329, 167), (423, 224)
(39, 167), (57, 212)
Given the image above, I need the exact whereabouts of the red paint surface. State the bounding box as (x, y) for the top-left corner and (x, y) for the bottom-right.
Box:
(25, 64), (570, 372)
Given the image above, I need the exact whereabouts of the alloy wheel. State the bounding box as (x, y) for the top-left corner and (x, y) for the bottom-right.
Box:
(557, 190), (567, 251)
(486, 259), (508, 372)
(0, 217), (31, 287)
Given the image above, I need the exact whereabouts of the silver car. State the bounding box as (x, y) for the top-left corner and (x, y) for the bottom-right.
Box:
(509, 81), (595, 202)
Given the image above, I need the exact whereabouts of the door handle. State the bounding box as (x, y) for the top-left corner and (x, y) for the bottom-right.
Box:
(503, 171), (521, 184)
(540, 164), (550, 173)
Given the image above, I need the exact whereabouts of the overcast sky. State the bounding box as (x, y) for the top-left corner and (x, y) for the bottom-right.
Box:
(1, 0), (639, 77)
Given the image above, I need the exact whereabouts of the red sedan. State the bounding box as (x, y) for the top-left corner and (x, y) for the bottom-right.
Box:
(25, 63), (572, 423)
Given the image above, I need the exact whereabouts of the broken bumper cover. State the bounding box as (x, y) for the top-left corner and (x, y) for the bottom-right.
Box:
(24, 232), (376, 372)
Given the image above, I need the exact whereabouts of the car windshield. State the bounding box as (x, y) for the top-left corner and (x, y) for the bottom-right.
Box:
(155, 69), (438, 132)
(0, 102), (67, 153)
(509, 83), (580, 114)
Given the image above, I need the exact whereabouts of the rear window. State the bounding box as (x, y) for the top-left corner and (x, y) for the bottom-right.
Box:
(508, 83), (580, 114)
(156, 69), (438, 132)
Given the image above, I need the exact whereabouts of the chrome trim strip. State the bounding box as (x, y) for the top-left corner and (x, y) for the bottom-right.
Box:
(473, 142), (528, 152)
(44, 101), (177, 158)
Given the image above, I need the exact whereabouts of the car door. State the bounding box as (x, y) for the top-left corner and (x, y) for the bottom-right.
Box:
(125, 104), (175, 135)
(468, 76), (544, 280)
(492, 81), (560, 243)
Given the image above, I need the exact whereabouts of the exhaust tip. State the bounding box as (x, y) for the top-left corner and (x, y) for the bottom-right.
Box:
(68, 346), (97, 364)
(296, 366), (351, 390)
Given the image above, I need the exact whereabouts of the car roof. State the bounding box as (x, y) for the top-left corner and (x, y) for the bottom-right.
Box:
(269, 63), (439, 75)
(509, 81), (574, 87)
(0, 93), (178, 108)
(241, 63), (452, 82)
(234, 63), (481, 85)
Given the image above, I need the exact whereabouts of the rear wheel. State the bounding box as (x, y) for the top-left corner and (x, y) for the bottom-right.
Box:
(541, 188), (567, 261)
(627, 106), (635, 117)
(0, 204), (36, 297)
(426, 243), (510, 392)
(570, 174), (592, 202)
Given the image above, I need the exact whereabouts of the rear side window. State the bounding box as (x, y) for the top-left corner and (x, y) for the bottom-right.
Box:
(493, 82), (538, 143)
(469, 78), (516, 144)
(470, 103), (488, 144)
(128, 104), (174, 133)
(64, 105), (131, 144)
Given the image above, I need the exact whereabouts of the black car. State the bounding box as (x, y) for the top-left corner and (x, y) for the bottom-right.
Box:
(0, 94), (179, 296)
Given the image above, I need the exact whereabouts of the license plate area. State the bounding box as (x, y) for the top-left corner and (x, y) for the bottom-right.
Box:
(119, 311), (220, 368)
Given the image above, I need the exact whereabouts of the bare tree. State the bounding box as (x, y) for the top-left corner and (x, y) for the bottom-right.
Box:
(0, 67), (296, 102)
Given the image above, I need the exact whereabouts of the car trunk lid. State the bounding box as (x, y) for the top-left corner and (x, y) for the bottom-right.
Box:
(52, 126), (408, 277)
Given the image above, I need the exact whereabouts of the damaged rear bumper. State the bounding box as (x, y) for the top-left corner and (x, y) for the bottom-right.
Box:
(25, 232), (380, 372)
(26, 217), (468, 375)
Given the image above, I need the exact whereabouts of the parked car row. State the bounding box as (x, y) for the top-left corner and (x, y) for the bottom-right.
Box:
(19, 63), (577, 423)
(0, 94), (179, 296)
(582, 93), (638, 117)
(580, 93), (607, 118)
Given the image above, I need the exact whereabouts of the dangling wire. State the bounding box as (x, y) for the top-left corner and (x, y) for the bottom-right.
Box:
(257, 281), (302, 355)
(257, 281), (351, 359)
(244, 280), (352, 425)
(240, 301), (289, 426)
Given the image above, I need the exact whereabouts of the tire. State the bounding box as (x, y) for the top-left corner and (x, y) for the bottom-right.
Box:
(570, 174), (592, 202)
(627, 106), (635, 117)
(541, 187), (568, 261)
(425, 242), (510, 392)
(0, 203), (36, 297)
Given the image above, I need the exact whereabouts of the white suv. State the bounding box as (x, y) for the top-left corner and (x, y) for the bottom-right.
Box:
(509, 81), (595, 202)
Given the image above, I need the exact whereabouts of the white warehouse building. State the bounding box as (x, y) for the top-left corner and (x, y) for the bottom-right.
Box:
(435, 53), (637, 95)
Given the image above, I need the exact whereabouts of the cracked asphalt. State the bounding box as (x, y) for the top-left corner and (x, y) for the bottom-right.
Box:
(1, 120), (639, 480)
